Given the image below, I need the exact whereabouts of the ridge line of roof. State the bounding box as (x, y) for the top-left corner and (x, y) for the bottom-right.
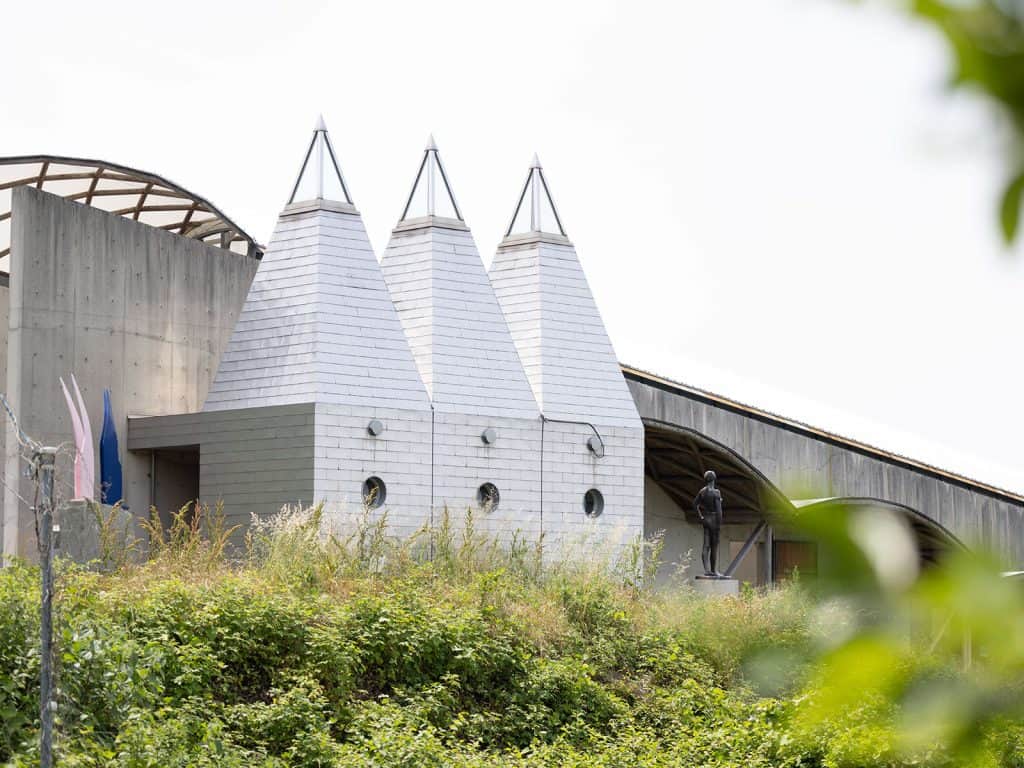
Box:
(621, 363), (1024, 505)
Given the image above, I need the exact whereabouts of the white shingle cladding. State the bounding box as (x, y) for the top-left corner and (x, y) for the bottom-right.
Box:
(431, 415), (543, 542)
(489, 236), (645, 551)
(380, 222), (543, 540)
(204, 202), (431, 412)
(540, 422), (644, 556)
(315, 403), (432, 539)
(380, 224), (540, 418)
(489, 239), (642, 427)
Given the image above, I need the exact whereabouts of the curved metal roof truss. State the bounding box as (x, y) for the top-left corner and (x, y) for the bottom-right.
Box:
(0, 156), (262, 273)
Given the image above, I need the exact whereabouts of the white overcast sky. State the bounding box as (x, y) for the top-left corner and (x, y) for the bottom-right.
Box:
(5, 0), (1023, 493)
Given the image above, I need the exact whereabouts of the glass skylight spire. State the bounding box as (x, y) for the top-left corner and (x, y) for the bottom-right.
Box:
(505, 154), (565, 237)
(400, 135), (462, 222)
(288, 115), (353, 205)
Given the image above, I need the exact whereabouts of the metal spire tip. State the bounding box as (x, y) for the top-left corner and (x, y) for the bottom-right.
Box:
(531, 152), (542, 169)
(426, 133), (438, 151)
(315, 113), (327, 132)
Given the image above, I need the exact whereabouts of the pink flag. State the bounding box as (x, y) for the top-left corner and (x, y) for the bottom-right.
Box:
(71, 375), (95, 500)
(60, 375), (95, 501)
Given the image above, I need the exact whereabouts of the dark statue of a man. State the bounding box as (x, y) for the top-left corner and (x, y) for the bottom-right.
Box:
(693, 470), (724, 578)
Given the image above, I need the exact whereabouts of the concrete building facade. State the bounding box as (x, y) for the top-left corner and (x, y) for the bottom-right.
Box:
(1, 182), (257, 555)
(1, 133), (1021, 581)
(123, 130), (646, 552)
(626, 368), (1024, 578)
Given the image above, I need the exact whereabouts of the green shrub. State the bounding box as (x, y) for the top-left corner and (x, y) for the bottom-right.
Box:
(0, 563), (39, 760)
(6, 502), (1015, 766)
(342, 593), (524, 700)
(222, 676), (336, 761)
(120, 578), (312, 702)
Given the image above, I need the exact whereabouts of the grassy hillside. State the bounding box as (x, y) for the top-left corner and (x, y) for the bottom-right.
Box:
(0, 504), (1021, 767)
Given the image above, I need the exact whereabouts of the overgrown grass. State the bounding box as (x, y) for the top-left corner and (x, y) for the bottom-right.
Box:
(0, 504), (1017, 766)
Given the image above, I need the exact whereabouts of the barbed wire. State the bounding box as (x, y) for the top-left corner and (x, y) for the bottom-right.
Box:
(0, 392), (41, 454)
(0, 395), (78, 534)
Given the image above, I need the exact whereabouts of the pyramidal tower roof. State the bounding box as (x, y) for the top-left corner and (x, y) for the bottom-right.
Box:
(203, 118), (430, 412)
(380, 138), (539, 418)
(489, 155), (641, 427)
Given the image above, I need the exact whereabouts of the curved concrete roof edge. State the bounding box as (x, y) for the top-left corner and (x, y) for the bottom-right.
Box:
(622, 363), (1024, 506)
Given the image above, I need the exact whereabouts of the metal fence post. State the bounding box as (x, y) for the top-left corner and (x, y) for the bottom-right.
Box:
(35, 447), (57, 768)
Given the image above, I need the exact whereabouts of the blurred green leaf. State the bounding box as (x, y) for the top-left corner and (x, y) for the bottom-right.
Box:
(910, 0), (1024, 243)
(1000, 170), (1024, 241)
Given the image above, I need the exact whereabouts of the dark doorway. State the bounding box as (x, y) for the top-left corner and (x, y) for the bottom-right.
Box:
(772, 540), (818, 581)
(151, 447), (199, 531)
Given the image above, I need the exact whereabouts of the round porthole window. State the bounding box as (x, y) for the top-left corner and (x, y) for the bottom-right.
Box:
(362, 476), (387, 509)
(583, 488), (604, 518)
(477, 482), (500, 511)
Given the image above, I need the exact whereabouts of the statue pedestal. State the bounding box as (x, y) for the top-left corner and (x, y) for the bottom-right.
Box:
(693, 575), (739, 597)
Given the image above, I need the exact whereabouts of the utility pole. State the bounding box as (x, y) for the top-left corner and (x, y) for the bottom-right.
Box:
(35, 447), (57, 768)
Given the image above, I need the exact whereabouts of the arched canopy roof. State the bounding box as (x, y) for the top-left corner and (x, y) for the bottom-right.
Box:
(0, 155), (262, 272)
(626, 364), (1024, 507)
(644, 418), (961, 564)
(791, 497), (964, 565)
(644, 418), (794, 523)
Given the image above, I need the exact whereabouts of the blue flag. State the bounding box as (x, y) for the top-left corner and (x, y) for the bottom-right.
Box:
(99, 389), (123, 505)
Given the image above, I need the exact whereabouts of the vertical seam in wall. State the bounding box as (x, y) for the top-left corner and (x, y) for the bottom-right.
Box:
(827, 445), (833, 497)
(430, 404), (435, 558)
(537, 254), (544, 541)
(540, 416), (544, 538)
(122, 218), (130, 502)
(312, 218), (321, 405)
(70, 205), (78, 406)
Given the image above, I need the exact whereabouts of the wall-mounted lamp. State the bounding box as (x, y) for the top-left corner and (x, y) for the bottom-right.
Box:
(481, 427), (498, 445)
(587, 435), (605, 458)
(367, 419), (385, 437)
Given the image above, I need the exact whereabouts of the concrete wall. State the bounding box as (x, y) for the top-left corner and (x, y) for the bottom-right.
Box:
(0, 278), (8, 541)
(2, 187), (258, 558)
(644, 477), (702, 577)
(0, 277), (8, 416)
(628, 376), (1024, 566)
(56, 499), (135, 565)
